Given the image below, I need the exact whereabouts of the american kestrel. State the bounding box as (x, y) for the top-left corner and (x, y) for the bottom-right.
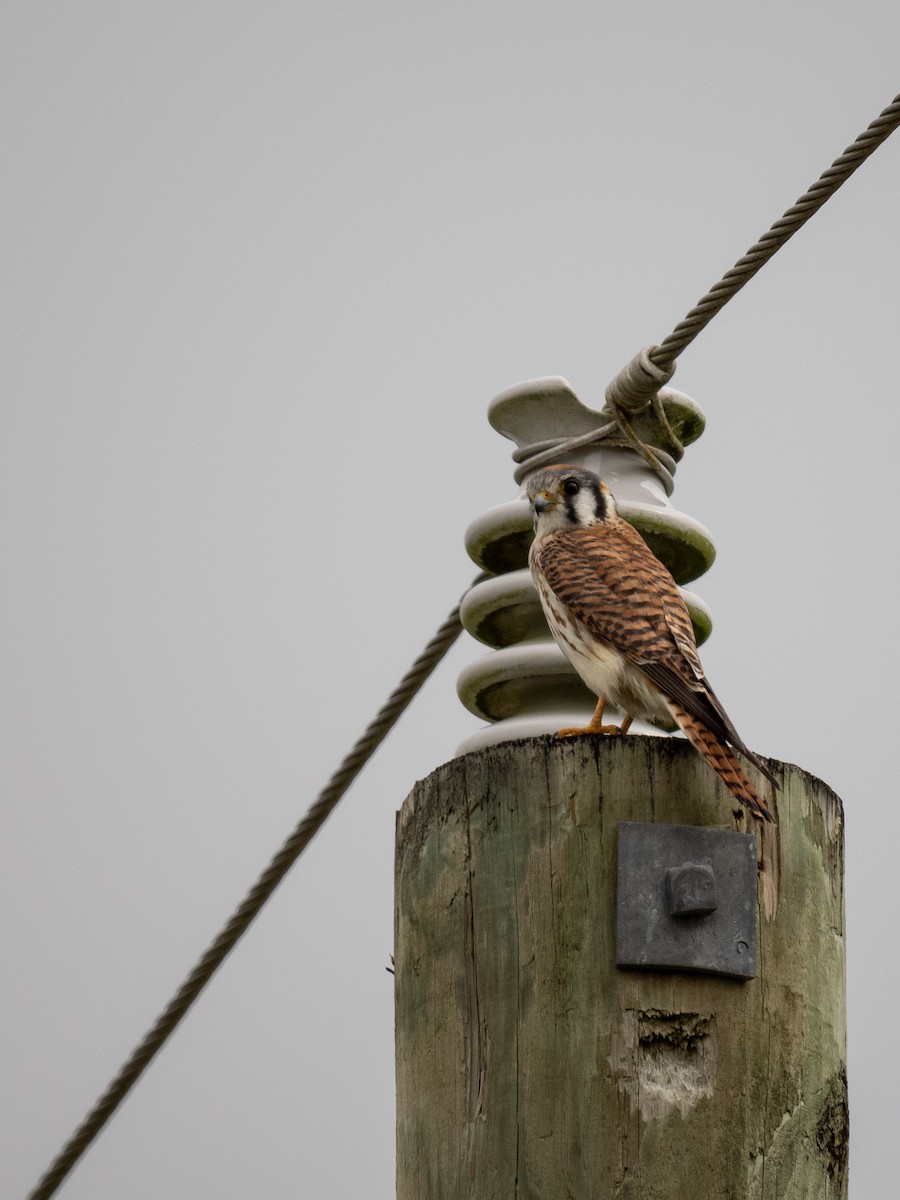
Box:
(527, 465), (776, 822)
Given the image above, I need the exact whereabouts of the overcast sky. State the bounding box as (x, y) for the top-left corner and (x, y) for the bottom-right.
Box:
(3, 4), (899, 1197)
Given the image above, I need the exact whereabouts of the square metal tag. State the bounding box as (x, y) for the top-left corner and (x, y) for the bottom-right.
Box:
(616, 821), (758, 980)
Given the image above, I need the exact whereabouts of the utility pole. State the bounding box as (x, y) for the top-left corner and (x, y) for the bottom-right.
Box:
(394, 378), (847, 1198)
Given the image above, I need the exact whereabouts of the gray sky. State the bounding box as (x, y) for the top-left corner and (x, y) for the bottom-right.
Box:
(3, 3), (898, 1196)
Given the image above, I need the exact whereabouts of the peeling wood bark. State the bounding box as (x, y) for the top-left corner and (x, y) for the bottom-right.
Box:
(394, 735), (847, 1199)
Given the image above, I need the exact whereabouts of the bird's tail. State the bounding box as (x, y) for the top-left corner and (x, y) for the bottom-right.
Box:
(669, 701), (775, 823)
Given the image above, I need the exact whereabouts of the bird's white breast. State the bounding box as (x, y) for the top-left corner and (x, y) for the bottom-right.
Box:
(533, 568), (625, 695)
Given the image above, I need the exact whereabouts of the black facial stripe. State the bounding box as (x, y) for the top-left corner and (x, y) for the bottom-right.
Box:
(593, 487), (607, 521)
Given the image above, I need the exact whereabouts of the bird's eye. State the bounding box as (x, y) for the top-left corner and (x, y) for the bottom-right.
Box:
(563, 479), (580, 496)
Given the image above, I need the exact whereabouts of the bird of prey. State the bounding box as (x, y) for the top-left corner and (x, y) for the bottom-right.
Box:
(527, 464), (776, 822)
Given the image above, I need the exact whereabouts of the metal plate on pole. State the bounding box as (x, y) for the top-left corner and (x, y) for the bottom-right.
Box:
(616, 821), (757, 980)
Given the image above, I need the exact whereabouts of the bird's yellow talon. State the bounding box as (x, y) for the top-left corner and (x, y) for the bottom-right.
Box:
(556, 723), (625, 738)
(555, 696), (631, 738)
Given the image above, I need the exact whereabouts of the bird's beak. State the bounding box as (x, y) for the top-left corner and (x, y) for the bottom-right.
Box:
(532, 493), (552, 514)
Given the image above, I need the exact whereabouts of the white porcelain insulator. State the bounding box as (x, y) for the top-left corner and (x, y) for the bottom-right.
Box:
(456, 377), (715, 754)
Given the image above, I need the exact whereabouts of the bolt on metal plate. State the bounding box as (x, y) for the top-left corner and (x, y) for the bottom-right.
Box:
(616, 821), (757, 980)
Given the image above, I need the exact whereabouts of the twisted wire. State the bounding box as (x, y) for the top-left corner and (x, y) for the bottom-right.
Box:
(513, 414), (665, 481)
(27, 583), (479, 1200)
(521, 91), (900, 483)
(647, 91), (900, 372)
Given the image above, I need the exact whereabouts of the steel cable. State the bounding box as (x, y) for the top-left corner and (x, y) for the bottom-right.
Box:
(27, 583), (479, 1200)
(647, 91), (900, 372)
(520, 92), (900, 488)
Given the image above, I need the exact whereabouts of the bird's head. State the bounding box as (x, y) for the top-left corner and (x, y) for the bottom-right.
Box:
(526, 465), (617, 535)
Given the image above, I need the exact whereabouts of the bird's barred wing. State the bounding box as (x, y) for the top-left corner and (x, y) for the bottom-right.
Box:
(662, 597), (704, 680)
(536, 522), (704, 681)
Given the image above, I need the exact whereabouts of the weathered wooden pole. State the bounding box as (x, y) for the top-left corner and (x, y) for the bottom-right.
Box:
(395, 376), (846, 1197)
(394, 736), (847, 1198)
